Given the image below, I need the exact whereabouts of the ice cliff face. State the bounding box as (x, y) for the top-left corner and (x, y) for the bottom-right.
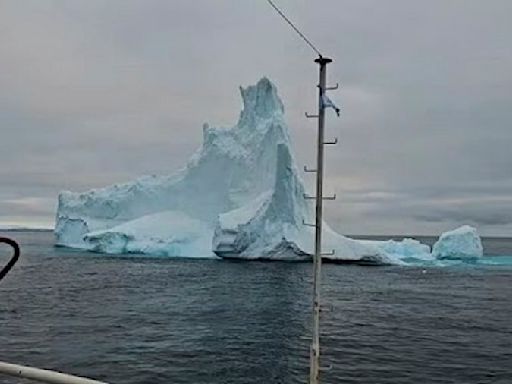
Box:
(213, 142), (312, 260)
(55, 77), (483, 264)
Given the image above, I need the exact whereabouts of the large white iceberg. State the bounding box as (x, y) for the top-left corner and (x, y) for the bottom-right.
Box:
(432, 225), (483, 260)
(55, 77), (481, 264)
(56, 78), (289, 257)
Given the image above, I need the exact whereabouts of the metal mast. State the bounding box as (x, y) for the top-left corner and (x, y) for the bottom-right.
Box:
(264, 3), (339, 383)
(305, 56), (338, 384)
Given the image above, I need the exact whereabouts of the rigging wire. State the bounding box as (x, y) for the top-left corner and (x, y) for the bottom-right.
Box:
(265, 0), (323, 57)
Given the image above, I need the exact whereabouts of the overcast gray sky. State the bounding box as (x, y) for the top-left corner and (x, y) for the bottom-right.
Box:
(1, 0), (511, 236)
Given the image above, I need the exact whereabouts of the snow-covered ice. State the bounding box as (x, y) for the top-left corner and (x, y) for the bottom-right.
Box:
(55, 77), (483, 265)
(432, 225), (483, 260)
(84, 210), (212, 257)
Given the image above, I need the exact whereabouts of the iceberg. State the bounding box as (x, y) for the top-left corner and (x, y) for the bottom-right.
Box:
(432, 225), (483, 260)
(55, 77), (482, 265)
(56, 77), (289, 257)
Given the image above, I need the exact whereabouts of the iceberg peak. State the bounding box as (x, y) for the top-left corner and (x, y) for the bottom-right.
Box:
(238, 77), (284, 126)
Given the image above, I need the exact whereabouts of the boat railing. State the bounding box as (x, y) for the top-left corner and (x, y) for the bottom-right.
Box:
(0, 361), (109, 384)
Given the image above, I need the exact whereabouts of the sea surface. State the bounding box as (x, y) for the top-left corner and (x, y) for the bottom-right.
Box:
(1, 230), (511, 384)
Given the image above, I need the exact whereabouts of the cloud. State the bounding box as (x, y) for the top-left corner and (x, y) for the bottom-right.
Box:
(0, 0), (511, 235)
(0, 197), (55, 217)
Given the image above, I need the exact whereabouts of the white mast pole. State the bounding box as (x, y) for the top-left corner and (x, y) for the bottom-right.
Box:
(308, 55), (332, 384)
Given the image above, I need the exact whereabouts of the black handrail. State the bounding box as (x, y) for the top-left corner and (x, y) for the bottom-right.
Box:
(0, 237), (20, 282)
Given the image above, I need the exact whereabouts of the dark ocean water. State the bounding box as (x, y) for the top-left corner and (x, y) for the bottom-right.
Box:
(1, 231), (511, 384)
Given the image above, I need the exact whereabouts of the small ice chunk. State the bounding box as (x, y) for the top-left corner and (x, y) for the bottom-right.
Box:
(432, 225), (483, 260)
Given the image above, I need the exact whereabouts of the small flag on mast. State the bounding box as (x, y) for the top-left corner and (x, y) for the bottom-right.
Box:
(321, 94), (340, 116)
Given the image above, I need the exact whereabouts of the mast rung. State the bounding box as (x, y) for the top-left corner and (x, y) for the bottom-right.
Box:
(303, 194), (316, 200)
(318, 83), (339, 91)
(304, 166), (317, 173)
(305, 112), (319, 118)
(320, 365), (333, 372)
(322, 194), (336, 201)
(323, 137), (338, 145)
(302, 219), (316, 227)
(321, 250), (335, 256)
